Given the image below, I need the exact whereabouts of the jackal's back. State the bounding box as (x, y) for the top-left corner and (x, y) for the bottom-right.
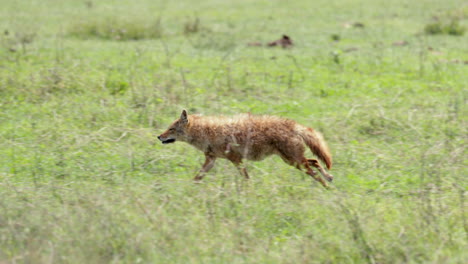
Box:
(185, 114), (304, 160)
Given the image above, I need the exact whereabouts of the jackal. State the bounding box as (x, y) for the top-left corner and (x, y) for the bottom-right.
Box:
(158, 110), (333, 188)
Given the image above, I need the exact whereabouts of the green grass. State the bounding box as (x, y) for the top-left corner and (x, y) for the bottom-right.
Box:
(0, 0), (467, 263)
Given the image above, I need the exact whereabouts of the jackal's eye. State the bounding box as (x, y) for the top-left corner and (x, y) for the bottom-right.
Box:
(169, 128), (176, 131)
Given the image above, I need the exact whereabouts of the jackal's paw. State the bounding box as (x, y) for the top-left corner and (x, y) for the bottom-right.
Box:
(324, 174), (334, 182)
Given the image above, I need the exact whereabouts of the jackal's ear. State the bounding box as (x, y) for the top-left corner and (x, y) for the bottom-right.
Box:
(180, 110), (188, 124)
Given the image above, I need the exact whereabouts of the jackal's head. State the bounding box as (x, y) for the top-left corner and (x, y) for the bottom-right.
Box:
(158, 110), (189, 144)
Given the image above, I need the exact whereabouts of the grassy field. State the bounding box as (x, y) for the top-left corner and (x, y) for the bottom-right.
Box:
(0, 0), (467, 263)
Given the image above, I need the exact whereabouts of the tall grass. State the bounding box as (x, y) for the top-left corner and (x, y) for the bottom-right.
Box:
(0, 0), (467, 263)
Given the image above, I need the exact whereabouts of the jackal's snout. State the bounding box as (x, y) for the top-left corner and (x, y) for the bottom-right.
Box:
(157, 135), (176, 144)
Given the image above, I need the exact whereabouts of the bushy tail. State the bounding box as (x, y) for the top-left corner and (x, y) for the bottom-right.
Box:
(298, 126), (332, 169)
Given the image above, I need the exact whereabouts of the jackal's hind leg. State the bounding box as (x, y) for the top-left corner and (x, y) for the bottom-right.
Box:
(194, 154), (216, 181)
(276, 148), (328, 188)
(307, 159), (334, 182)
(301, 159), (329, 188)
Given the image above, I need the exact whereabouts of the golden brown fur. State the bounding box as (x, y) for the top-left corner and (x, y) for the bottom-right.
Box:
(158, 110), (333, 188)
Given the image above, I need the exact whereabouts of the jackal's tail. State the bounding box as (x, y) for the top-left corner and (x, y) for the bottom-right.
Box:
(297, 126), (332, 169)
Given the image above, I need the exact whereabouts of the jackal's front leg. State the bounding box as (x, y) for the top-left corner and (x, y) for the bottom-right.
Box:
(194, 154), (216, 181)
(226, 154), (249, 179)
(238, 167), (250, 179)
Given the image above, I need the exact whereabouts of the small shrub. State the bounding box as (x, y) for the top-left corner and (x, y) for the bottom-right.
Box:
(69, 17), (163, 41)
(445, 20), (465, 35)
(330, 34), (341, 41)
(424, 22), (444, 35)
(183, 16), (200, 35)
(424, 20), (465, 36)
